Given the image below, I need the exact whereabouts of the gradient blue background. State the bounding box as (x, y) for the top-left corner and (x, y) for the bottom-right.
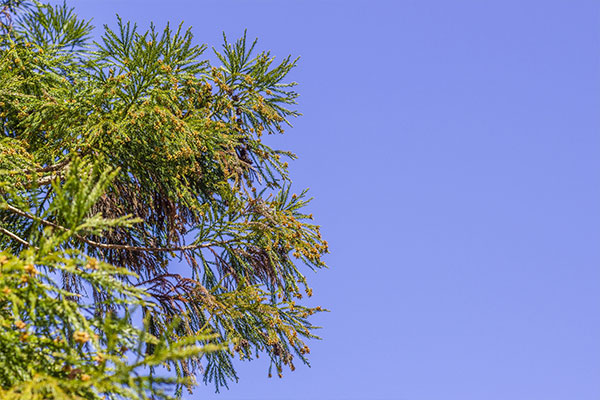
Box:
(64, 1), (600, 399)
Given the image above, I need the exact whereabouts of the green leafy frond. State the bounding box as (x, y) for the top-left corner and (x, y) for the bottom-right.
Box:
(16, 1), (92, 53)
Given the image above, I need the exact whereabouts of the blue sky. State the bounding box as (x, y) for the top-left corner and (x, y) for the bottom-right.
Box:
(67, 1), (599, 399)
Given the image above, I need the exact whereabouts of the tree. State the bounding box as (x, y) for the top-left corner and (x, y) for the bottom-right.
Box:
(0, 1), (329, 398)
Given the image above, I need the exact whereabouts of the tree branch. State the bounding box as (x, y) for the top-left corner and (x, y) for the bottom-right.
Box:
(0, 225), (33, 247)
(1, 202), (230, 253)
(2, 160), (70, 189)
(36, 159), (70, 173)
(35, 174), (59, 186)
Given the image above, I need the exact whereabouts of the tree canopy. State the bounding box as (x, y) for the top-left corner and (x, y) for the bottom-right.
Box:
(0, 1), (329, 398)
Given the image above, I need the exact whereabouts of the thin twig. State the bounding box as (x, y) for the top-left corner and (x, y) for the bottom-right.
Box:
(0, 226), (32, 247)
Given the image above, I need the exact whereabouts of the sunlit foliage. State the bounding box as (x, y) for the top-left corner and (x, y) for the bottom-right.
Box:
(0, 0), (328, 397)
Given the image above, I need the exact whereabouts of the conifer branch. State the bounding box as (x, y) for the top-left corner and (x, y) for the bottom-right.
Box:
(1, 202), (230, 252)
(0, 225), (32, 247)
(34, 174), (60, 186)
(36, 159), (70, 173)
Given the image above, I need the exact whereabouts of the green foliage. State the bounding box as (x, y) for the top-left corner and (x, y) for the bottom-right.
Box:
(0, 0), (329, 397)
(0, 249), (223, 400)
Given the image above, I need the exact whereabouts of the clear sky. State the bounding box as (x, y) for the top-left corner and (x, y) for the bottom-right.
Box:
(64, 1), (599, 399)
